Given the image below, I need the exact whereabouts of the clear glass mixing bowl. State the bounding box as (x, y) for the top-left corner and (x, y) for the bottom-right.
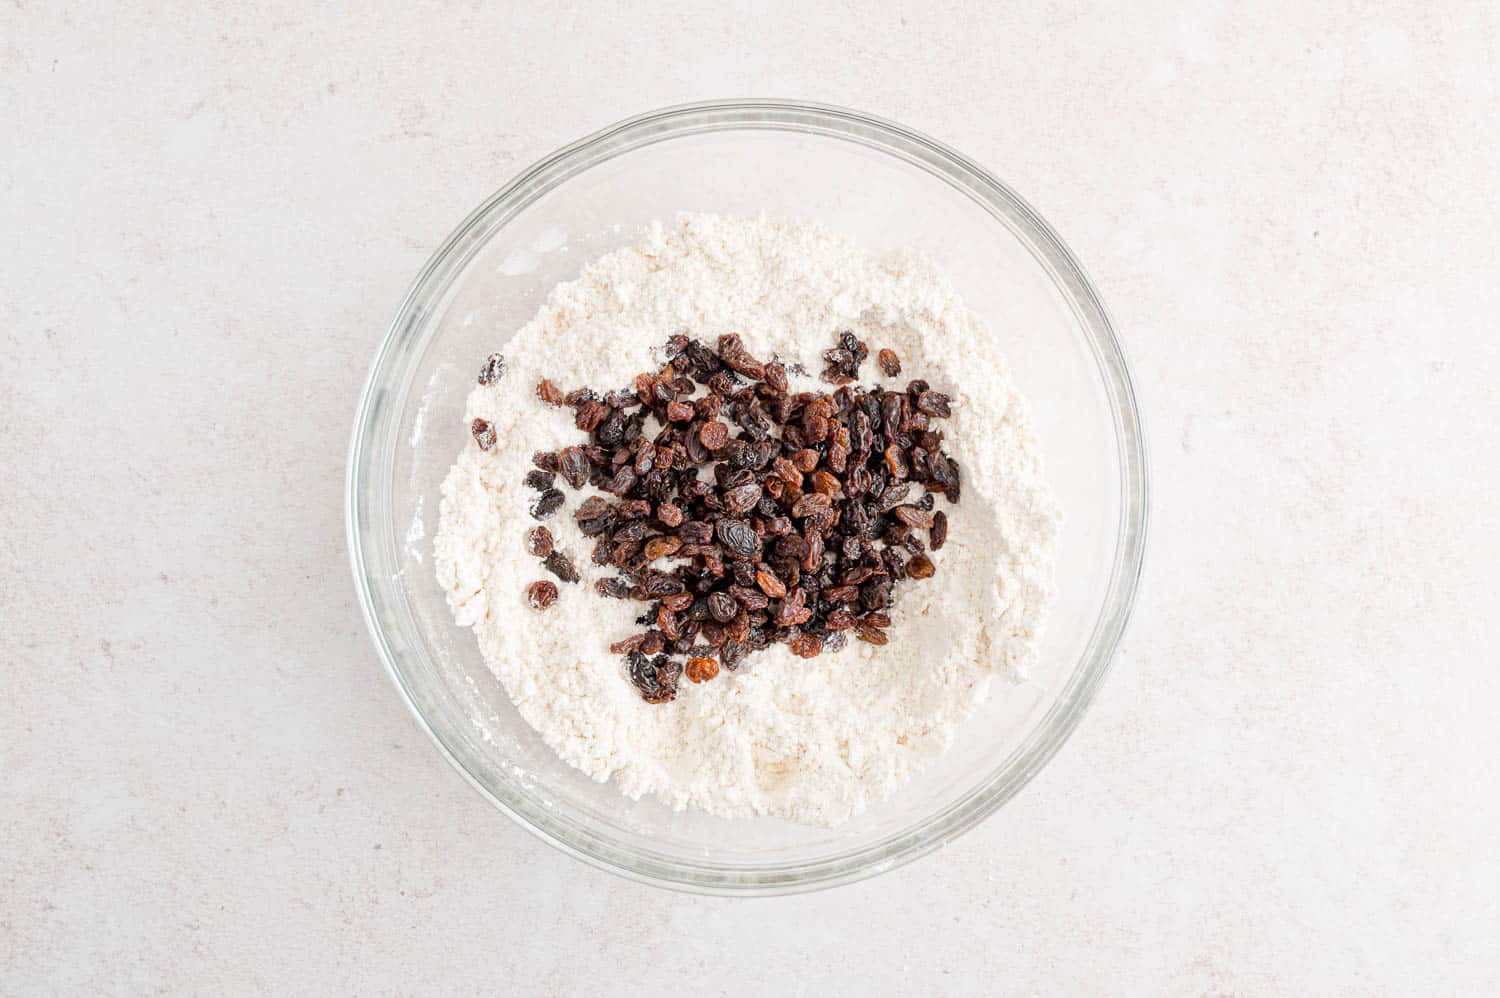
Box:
(346, 100), (1147, 894)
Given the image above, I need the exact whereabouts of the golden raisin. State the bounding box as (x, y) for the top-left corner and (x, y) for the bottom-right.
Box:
(685, 657), (719, 683)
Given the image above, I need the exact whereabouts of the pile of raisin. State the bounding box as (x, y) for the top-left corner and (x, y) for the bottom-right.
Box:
(493, 330), (960, 703)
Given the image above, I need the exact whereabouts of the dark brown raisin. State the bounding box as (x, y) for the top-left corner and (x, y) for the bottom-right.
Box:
(707, 591), (739, 622)
(543, 551), (579, 583)
(854, 622), (888, 645)
(716, 519), (761, 559)
(558, 446), (590, 489)
(595, 577), (631, 599)
(915, 391), (952, 417)
(930, 510), (948, 551)
(530, 488), (564, 519)
(525, 580), (558, 609)
(877, 349), (901, 377)
(524, 469), (554, 491)
(532, 451), (560, 473)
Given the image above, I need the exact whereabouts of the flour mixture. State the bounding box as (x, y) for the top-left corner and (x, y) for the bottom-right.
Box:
(434, 214), (1058, 826)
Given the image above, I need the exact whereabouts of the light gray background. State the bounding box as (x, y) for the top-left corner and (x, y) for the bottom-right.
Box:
(4, 2), (1497, 995)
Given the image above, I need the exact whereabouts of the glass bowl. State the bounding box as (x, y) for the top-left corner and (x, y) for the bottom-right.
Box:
(346, 100), (1147, 894)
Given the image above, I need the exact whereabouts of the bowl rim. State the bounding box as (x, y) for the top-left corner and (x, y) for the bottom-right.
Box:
(346, 98), (1149, 895)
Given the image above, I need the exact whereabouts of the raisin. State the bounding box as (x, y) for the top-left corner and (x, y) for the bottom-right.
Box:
(755, 568), (788, 599)
(644, 536), (683, 561)
(719, 640), (747, 670)
(610, 634), (645, 654)
(716, 333), (766, 380)
(558, 446), (590, 489)
(525, 580), (558, 609)
(915, 391), (952, 417)
(595, 577), (631, 599)
(471, 418), (496, 451)
(791, 493), (831, 518)
(477, 353), (506, 385)
(510, 329), (961, 689)
(763, 361), (788, 393)
(575, 400), (609, 432)
(526, 526), (553, 558)
(716, 519), (761, 559)
(894, 505), (934, 529)
(884, 445), (909, 480)
(530, 488), (564, 519)
(685, 657), (719, 683)
(788, 631), (823, 658)
(723, 482), (763, 514)
(728, 584), (769, 611)
(660, 591), (694, 612)
(543, 551), (579, 583)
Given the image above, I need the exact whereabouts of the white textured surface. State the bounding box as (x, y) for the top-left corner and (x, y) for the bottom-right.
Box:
(3, 2), (1498, 994)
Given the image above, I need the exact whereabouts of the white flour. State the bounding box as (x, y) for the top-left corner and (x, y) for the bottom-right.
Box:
(434, 214), (1058, 826)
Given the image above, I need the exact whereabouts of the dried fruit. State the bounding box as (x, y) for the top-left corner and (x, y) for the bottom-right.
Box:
(685, 657), (719, 683)
(477, 353), (506, 385)
(755, 568), (788, 599)
(699, 420), (729, 450)
(788, 631), (823, 658)
(530, 488), (564, 520)
(511, 329), (959, 695)
(525, 580), (558, 609)
(894, 505), (934, 530)
(558, 446), (590, 489)
(644, 536), (683, 561)
(471, 418), (496, 451)
(526, 526), (554, 558)
(543, 551), (579, 583)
